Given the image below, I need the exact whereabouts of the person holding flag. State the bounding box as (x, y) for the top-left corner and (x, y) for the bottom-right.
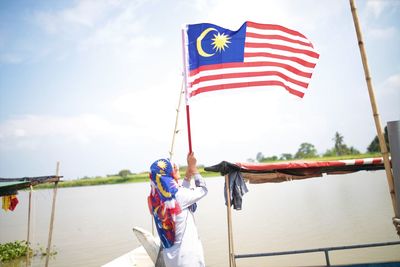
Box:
(148, 152), (208, 267)
(147, 20), (319, 266)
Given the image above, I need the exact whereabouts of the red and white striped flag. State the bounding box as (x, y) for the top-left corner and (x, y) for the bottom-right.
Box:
(184, 21), (319, 99)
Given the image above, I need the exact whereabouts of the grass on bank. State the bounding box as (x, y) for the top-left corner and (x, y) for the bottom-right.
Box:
(34, 153), (382, 189)
(34, 167), (216, 189)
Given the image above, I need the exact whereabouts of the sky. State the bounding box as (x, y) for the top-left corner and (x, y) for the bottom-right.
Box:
(0, 0), (399, 180)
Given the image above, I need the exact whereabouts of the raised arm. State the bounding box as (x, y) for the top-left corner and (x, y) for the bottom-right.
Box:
(178, 152), (208, 208)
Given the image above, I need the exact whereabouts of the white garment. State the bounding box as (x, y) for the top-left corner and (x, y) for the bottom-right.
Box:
(163, 174), (208, 267)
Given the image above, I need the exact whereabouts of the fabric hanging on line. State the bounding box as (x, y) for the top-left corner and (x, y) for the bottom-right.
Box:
(224, 171), (248, 210)
(2, 194), (19, 211)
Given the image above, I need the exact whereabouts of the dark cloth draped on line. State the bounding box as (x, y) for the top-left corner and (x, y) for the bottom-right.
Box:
(224, 171), (248, 210)
(205, 161), (248, 210)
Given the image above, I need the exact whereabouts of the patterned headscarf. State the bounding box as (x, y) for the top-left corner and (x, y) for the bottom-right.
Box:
(148, 158), (181, 248)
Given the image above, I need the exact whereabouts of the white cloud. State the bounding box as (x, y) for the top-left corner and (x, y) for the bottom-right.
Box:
(368, 26), (397, 40)
(32, 0), (165, 57)
(0, 53), (25, 64)
(384, 73), (400, 88)
(201, 0), (342, 33)
(375, 73), (400, 122)
(0, 79), (183, 151)
(14, 129), (26, 137)
(0, 114), (127, 149)
(112, 89), (174, 129)
(34, 0), (121, 34)
(366, 0), (388, 18)
(380, 73), (400, 96)
(79, 20), (164, 53)
(365, 0), (400, 19)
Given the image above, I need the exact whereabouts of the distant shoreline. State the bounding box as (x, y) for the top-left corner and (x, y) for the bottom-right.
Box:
(34, 168), (217, 189)
(34, 153), (382, 189)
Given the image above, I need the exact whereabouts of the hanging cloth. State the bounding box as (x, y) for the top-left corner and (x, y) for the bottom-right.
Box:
(2, 194), (19, 211)
(148, 159), (181, 249)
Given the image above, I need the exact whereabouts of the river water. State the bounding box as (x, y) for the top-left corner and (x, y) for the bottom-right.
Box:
(1, 171), (399, 267)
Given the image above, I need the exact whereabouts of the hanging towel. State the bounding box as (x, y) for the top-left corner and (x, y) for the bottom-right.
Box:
(224, 171), (248, 210)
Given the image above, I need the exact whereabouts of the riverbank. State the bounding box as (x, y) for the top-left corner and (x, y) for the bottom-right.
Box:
(34, 153), (381, 189)
(34, 168), (217, 189)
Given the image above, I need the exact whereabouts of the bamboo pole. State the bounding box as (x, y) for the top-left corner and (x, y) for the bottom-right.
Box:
(151, 217), (155, 237)
(45, 162), (60, 267)
(169, 79), (185, 162)
(151, 79), (185, 237)
(26, 185), (33, 267)
(349, 0), (397, 217)
(225, 175), (236, 267)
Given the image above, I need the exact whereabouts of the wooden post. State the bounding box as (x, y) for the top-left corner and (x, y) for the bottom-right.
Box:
(225, 175), (236, 267)
(26, 185), (33, 267)
(349, 0), (398, 216)
(151, 216), (155, 237)
(45, 162), (60, 267)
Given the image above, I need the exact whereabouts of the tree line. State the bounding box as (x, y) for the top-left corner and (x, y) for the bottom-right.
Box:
(254, 128), (390, 162)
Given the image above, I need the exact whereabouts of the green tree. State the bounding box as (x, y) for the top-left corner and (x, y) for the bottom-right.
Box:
(256, 152), (264, 162)
(367, 126), (390, 153)
(333, 132), (347, 156)
(295, 143), (318, 159)
(118, 169), (132, 177)
(325, 132), (361, 156)
(280, 153), (293, 160)
(263, 155), (278, 161)
(348, 146), (361, 155)
(323, 148), (336, 157)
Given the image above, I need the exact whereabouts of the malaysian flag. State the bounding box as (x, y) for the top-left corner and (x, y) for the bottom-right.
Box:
(184, 21), (319, 99)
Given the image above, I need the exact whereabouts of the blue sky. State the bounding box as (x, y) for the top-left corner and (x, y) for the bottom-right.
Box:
(0, 0), (399, 179)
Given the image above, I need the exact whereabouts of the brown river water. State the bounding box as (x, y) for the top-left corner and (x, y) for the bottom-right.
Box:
(1, 171), (399, 266)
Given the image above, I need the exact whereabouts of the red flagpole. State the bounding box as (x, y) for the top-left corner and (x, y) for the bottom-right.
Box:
(182, 27), (193, 153)
(185, 104), (193, 153)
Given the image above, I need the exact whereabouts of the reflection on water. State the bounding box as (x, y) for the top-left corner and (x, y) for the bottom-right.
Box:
(1, 171), (399, 266)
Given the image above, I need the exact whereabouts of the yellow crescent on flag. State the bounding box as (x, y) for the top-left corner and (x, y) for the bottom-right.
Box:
(196, 27), (217, 57)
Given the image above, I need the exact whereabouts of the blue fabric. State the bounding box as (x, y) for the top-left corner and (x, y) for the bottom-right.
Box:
(148, 159), (181, 248)
(186, 22), (247, 71)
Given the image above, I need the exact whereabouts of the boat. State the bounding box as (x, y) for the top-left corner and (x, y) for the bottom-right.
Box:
(103, 157), (400, 267)
(204, 157), (400, 267)
(102, 227), (160, 267)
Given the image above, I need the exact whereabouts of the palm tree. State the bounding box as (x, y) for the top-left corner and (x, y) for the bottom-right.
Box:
(333, 132), (346, 156)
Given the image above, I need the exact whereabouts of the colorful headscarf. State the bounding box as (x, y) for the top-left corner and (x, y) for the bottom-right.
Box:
(148, 159), (181, 248)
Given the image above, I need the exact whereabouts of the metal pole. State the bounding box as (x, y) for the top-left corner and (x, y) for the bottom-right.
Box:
(225, 175), (236, 267)
(324, 250), (331, 266)
(45, 162), (60, 267)
(349, 0), (397, 216)
(388, 121), (400, 218)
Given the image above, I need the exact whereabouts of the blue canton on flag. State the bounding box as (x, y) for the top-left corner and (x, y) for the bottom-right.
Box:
(186, 23), (246, 71)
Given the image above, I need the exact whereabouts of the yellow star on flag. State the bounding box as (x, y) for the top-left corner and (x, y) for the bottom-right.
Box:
(212, 32), (231, 52)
